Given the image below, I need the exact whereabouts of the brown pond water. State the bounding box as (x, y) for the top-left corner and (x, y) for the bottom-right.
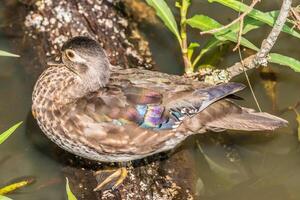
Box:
(1, 0), (300, 199)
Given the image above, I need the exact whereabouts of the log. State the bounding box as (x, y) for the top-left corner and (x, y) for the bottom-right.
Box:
(4, 0), (198, 199)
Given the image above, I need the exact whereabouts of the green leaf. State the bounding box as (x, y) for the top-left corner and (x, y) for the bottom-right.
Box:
(190, 14), (269, 67)
(198, 11), (282, 57)
(240, 17), (263, 34)
(0, 50), (19, 57)
(186, 15), (259, 51)
(190, 13), (274, 67)
(145, 0), (181, 43)
(0, 122), (22, 145)
(192, 10), (281, 65)
(175, 1), (181, 8)
(192, 37), (225, 67)
(269, 53), (300, 72)
(295, 110), (300, 142)
(0, 177), (34, 196)
(209, 0), (300, 39)
(66, 178), (77, 200)
(188, 42), (200, 60)
(0, 195), (13, 200)
(188, 42), (200, 49)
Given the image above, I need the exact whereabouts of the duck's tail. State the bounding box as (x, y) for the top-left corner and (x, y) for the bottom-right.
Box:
(181, 100), (288, 133)
(205, 108), (288, 132)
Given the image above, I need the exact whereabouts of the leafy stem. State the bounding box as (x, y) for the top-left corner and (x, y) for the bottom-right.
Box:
(178, 0), (192, 73)
(146, 0), (300, 75)
(192, 49), (205, 68)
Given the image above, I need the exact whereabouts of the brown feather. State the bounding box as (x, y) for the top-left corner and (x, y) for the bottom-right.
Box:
(181, 100), (288, 132)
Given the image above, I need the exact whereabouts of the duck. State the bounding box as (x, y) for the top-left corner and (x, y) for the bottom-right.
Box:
(32, 36), (287, 191)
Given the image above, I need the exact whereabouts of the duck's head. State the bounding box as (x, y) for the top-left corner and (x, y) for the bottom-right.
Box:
(61, 36), (110, 90)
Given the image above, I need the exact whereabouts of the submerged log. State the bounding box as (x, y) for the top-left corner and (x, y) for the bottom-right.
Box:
(4, 0), (198, 199)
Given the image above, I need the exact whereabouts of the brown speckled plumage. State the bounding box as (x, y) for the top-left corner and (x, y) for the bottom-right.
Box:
(32, 36), (288, 163)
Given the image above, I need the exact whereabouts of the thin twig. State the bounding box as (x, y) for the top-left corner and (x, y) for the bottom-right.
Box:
(233, 17), (244, 51)
(235, 0), (261, 111)
(237, 47), (262, 111)
(200, 0), (260, 35)
(290, 7), (300, 30)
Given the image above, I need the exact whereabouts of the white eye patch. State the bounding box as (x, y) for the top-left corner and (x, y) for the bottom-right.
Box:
(65, 49), (87, 63)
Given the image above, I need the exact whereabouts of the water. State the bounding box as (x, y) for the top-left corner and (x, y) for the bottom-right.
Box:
(1, 0), (300, 199)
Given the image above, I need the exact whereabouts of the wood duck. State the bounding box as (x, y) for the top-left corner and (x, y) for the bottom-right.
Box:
(32, 36), (287, 191)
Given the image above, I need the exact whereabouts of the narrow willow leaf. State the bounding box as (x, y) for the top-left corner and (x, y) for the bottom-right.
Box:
(0, 50), (19, 57)
(66, 178), (77, 200)
(0, 177), (34, 195)
(240, 17), (262, 34)
(193, 37), (224, 67)
(186, 15), (259, 51)
(188, 42), (200, 60)
(209, 0), (300, 39)
(193, 10), (282, 65)
(197, 10), (282, 61)
(269, 53), (300, 72)
(0, 195), (12, 200)
(188, 42), (200, 49)
(201, 37), (223, 54)
(0, 122), (22, 145)
(242, 11), (294, 33)
(296, 113), (300, 142)
(145, 0), (181, 43)
(192, 10), (297, 69)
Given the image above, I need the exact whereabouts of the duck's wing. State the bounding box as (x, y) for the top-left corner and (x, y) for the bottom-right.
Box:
(110, 67), (247, 127)
(163, 82), (245, 116)
(111, 77), (287, 133)
(64, 69), (287, 157)
(64, 88), (181, 156)
(63, 80), (246, 155)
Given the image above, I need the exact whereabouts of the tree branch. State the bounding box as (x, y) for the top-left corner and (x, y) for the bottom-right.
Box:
(227, 0), (292, 80)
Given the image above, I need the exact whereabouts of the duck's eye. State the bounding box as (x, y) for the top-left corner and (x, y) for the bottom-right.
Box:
(66, 50), (75, 60)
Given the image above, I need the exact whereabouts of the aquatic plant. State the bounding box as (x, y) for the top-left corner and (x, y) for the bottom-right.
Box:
(0, 122), (22, 145)
(66, 178), (77, 200)
(0, 195), (12, 200)
(0, 177), (34, 197)
(0, 50), (19, 57)
(0, 38), (21, 199)
(0, 122), (22, 200)
(146, 0), (300, 74)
